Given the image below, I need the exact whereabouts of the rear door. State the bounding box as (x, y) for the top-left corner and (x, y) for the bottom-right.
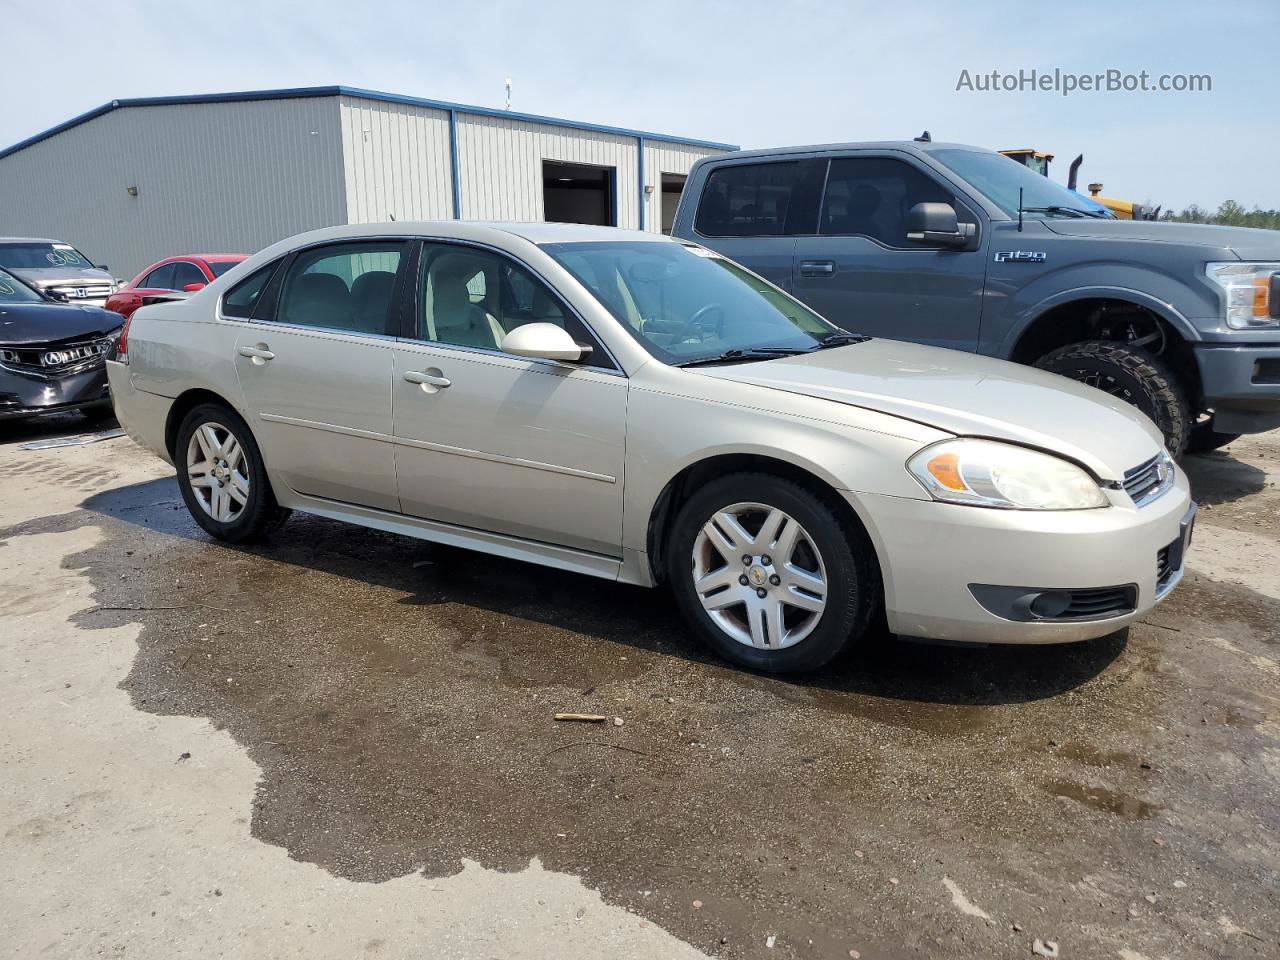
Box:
(791, 154), (988, 351)
(230, 239), (408, 511)
(683, 158), (824, 292)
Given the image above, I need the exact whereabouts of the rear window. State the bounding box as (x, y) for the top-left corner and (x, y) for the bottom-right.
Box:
(694, 160), (827, 238)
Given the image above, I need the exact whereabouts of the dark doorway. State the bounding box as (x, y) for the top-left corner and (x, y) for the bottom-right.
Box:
(543, 161), (616, 226)
(661, 173), (687, 234)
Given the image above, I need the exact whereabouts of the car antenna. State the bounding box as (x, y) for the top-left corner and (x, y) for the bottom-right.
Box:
(1017, 187), (1024, 232)
(914, 130), (931, 143)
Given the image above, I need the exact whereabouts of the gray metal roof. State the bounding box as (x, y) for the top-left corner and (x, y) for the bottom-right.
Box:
(0, 85), (739, 161)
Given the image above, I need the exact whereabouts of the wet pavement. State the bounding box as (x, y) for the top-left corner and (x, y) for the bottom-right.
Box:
(2, 416), (1278, 959)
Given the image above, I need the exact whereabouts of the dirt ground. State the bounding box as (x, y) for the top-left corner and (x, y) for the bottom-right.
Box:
(1, 413), (1276, 960)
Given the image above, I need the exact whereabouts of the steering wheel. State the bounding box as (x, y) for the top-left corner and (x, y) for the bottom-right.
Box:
(675, 303), (725, 342)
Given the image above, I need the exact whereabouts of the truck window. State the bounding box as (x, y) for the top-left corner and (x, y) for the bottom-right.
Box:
(821, 157), (953, 246)
(695, 161), (824, 238)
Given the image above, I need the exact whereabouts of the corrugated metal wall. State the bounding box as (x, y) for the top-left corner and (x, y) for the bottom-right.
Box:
(642, 140), (712, 233)
(0, 98), (346, 279)
(455, 113), (641, 227)
(338, 96), (453, 223)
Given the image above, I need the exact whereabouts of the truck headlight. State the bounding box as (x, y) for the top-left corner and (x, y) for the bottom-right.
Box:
(908, 439), (1108, 510)
(1206, 262), (1280, 329)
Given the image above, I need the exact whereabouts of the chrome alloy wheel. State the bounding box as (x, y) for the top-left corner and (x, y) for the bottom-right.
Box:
(691, 502), (828, 650)
(186, 421), (249, 523)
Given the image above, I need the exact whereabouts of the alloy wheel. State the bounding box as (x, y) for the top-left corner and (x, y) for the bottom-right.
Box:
(186, 421), (249, 523)
(691, 501), (828, 650)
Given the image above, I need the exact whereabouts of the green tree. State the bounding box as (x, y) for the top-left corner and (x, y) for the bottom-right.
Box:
(1162, 201), (1280, 230)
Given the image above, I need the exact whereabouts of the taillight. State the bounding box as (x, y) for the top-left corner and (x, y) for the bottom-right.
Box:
(116, 315), (132, 363)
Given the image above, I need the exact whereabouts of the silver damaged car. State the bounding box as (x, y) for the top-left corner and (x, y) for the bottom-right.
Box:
(107, 222), (1195, 673)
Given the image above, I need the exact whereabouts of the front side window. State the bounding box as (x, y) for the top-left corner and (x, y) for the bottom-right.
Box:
(416, 244), (613, 369)
(207, 260), (242, 278)
(821, 157), (954, 246)
(542, 241), (838, 365)
(142, 263), (175, 290)
(0, 268), (43, 303)
(277, 242), (405, 335)
(171, 261), (207, 289)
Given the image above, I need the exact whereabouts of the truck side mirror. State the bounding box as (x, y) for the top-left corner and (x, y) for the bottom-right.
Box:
(906, 202), (974, 248)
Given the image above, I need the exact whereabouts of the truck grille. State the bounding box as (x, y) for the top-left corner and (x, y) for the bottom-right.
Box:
(0, 335), (115, 377)
(1122, 453), (1172, 506)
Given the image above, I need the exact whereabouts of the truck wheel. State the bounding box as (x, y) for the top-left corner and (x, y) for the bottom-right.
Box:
(1034, 340), (1192, 456)
(1184, 417), (1240, 455)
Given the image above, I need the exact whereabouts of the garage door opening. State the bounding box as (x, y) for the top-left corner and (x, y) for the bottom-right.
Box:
(661, 173), (687, 234)
(543, 161), (616, 226)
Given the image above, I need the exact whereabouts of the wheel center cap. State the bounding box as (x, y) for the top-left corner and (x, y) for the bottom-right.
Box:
(747, 565), (768, 587)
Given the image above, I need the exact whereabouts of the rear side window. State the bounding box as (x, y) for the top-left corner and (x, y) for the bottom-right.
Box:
(277, 242), (405, 335)
(820, 157), (954, 246)
(142, 263), (175, 290)
(695, 160), (824, 237)
(221, 262), (279, 319)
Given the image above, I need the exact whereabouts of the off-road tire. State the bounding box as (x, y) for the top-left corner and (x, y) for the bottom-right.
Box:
(666, 472), (880, 674)
(1034, 340), (1192, 456)
(175, 402), (290, 543)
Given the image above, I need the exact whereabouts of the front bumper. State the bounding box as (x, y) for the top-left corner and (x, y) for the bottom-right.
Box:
(849, 470), (1194, 644)
(1194, 343), (1280, 433)
(0, 361), (112, 420)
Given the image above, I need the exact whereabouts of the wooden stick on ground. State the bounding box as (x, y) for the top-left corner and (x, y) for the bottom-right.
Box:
(553, 713), (608, 723)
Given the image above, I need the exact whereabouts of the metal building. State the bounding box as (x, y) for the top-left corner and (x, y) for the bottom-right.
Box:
(0, 86), (736, 279)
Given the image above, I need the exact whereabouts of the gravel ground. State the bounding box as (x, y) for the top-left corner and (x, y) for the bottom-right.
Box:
(1, 412), (1276, 959)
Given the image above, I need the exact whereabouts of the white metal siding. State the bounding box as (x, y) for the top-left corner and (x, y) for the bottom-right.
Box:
(455, 114), (640, 227)
(642, 140), (716, 233)
(338, 96), (453, 224)
(0, 98), (345, 279)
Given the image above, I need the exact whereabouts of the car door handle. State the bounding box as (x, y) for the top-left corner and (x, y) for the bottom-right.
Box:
(404, 370), (451, 388)
(799, 260), (835, 277)
(237, 345), (275, 361)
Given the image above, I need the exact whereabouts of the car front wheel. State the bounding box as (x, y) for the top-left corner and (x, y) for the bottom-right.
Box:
(175, 402), (289, 542)
(666, 473), (880, 673)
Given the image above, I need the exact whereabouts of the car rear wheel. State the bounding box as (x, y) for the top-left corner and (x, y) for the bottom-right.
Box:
(1034, 340), (1192, 457)
(175, 402), (289, 542)
(666, 473), (879, 673)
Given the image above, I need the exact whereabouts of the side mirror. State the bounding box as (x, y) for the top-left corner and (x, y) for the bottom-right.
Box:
(182, 282), (206, 292)
(500, 322), (588, 362)
(906, 202), (975, 248)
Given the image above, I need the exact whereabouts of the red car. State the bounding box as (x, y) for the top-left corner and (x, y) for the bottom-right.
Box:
(105, 254), (247, 319)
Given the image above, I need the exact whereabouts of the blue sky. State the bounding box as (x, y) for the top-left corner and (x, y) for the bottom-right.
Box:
(7, 0), (1276, 210)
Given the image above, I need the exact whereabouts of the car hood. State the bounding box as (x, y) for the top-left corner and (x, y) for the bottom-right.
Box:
(1041, 218), (1280, 259)
(693, 339), (1163, 481)
(7, 266), (116, 287)
(0, 302), (122, 345)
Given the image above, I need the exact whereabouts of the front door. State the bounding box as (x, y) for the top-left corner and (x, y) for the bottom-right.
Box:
(391, 242), (628, 558)
(232, 240), (407, 511)
(791, 155), (988, 351)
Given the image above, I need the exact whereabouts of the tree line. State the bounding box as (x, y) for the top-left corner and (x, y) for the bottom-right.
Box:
(1160, 200), (1280, 230)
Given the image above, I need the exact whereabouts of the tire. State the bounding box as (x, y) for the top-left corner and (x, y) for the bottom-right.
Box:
(1184, 417), (1241, 456)
(666, 472), (880, 674)
(1034, 340), (1192, 456)
(175, 402), (289, 543)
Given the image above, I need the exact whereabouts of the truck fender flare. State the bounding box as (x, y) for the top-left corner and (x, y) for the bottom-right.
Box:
(1003, 285), (1202, 358)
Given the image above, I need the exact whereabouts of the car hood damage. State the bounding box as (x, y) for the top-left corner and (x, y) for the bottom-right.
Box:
(0, 303), (122, 346)
(694, 339), (1164, 481)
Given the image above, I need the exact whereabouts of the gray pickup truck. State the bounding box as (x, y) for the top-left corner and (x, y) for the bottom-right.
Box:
(671, 141), (1280, 455)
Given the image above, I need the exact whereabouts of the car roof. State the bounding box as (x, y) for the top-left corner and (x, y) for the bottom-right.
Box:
(696, 141), (989, 161)
(0, 236), (68, 244)
(257, 221), (678, 255)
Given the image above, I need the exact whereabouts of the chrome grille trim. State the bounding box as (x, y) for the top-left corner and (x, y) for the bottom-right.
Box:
(1123, 452), (1174, 506)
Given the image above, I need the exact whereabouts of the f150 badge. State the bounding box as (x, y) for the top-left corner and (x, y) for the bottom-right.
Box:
(994, 250), (1047, 263)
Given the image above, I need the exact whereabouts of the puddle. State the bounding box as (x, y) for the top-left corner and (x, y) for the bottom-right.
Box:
(1044, 780), (1160, 819)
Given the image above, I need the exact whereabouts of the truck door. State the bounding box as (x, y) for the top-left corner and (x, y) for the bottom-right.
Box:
(791, 155), (987, 352)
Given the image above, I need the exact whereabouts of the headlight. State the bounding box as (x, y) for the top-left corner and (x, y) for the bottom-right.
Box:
(908, 439), (1108, 510)
(1205, 262), (1280, 329)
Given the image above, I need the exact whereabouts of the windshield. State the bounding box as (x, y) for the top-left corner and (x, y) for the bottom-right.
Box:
(0, 268), (45, 303)
(540, 241), (841, 364)
(0, 241), (99, 271)
(207, 260), (243, 278)
(931, 149), (1114, 220)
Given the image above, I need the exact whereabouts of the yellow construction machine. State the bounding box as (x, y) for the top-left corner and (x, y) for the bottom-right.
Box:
(1000, 148), (1160, 220)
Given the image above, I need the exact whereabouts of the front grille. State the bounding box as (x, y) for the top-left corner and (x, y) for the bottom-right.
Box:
(0, 335), (114, 377)
(1063, 586), (1137, 619)
(48, 284), (112, 301)
(1122, 452), (1175, 506)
